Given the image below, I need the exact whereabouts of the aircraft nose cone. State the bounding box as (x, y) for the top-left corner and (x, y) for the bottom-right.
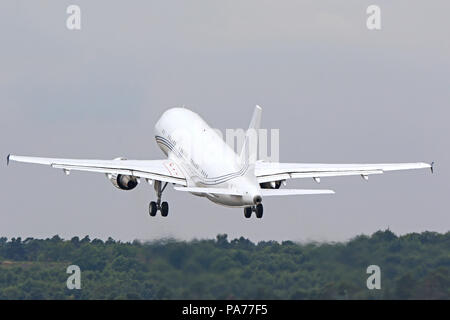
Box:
(253, 194), (262, 204)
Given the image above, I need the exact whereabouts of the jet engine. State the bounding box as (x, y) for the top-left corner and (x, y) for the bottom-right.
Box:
(109, 174), (139, 191)
(259, 180), (282, 189)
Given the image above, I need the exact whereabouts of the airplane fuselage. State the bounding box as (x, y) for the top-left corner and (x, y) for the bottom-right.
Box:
(154, 108), (261, 207)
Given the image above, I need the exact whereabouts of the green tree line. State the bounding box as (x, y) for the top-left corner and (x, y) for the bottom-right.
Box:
(0, 230), (449, 299)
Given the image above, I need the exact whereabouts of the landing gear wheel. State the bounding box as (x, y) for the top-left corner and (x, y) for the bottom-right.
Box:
(149, 201), (157, 216)
(161, 201), (169, 217)
(255, 203), (263, 219)
(244, 207), (252, 218)
(148, 181), (169, 217)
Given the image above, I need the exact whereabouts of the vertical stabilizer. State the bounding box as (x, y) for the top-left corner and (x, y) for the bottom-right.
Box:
(240, 105), (262, 165)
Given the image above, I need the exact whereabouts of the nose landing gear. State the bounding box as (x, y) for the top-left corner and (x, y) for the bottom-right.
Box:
(149, 181), (169, 217)
(244, 203), (263, 219)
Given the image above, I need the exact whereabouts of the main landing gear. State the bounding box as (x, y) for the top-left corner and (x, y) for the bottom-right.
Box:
(244, 203), (263, 219)
(149, 181), (169, 217)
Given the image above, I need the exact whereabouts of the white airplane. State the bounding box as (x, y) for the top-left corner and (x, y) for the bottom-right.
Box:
(7, 106), (433, 219)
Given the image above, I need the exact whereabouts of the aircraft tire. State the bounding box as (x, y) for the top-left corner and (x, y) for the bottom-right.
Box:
(161, 201), (169, 217)
(149, 201), (157, 216)
(255, 203), (263, 219)
(244, 207), (252, 218)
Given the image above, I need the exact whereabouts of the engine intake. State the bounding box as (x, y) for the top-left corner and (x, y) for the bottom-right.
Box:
(259, 180), (282, 189)
(109, 174), (138, 190)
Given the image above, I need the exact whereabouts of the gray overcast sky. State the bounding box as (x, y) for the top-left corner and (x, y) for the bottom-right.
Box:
(1, 1), (449, 243)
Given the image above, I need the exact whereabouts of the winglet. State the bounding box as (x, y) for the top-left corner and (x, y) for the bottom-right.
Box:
(430, 161), (435, 174)
(6, 154), (10, 166)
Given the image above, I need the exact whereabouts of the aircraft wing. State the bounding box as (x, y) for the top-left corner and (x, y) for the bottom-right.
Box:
(255, 161), (433, 184)
(7, 154), (187, 186)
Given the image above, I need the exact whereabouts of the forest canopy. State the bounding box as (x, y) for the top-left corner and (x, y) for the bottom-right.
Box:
(0, 230), (449, 299)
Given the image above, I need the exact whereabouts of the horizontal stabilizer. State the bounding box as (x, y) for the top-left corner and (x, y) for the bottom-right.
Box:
(174, 187), (243, 196)
(260, 189), (335, 196)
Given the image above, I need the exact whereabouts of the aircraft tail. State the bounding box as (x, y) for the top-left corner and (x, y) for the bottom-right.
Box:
(240, 105), (262, 165)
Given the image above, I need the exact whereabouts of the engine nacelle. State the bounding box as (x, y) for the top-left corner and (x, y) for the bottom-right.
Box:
(109, 174), (139, 191)
(259, 180), (282, 189)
